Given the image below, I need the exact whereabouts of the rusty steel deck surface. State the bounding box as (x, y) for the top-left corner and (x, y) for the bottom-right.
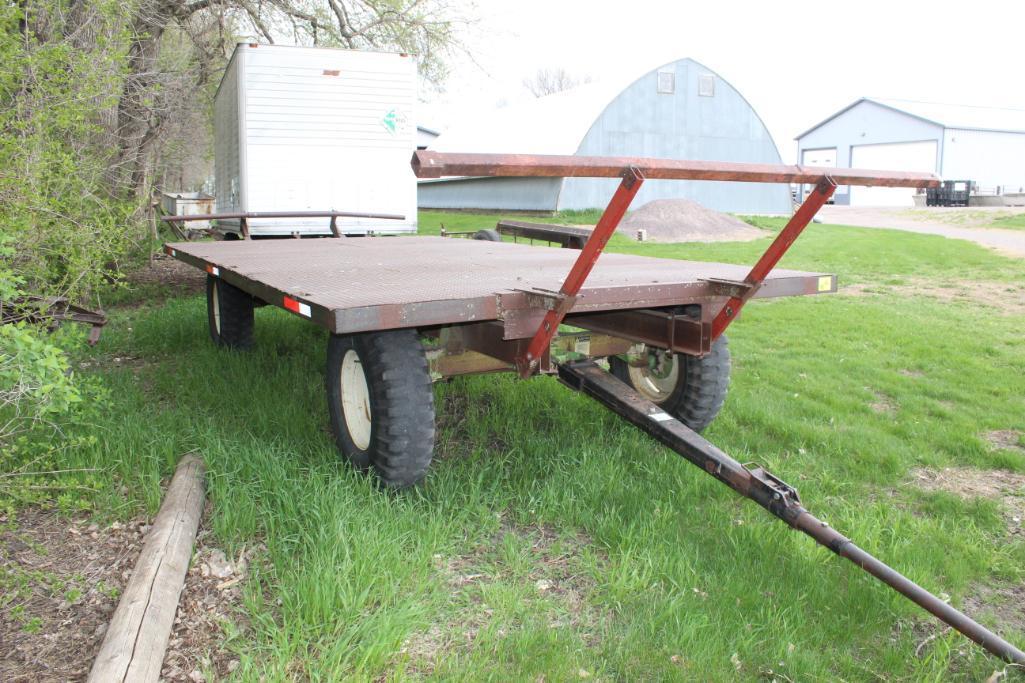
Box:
(167, 237), (834, 337)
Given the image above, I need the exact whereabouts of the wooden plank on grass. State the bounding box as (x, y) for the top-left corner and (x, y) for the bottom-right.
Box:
(88, 454), (205, 683)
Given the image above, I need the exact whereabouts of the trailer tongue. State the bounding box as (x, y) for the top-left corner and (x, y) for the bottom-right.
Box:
(415, 151), (1023, 665)
(558, 360), (1025, 666)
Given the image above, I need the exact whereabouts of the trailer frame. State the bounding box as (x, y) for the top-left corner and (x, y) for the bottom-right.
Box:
(158, 152), (1025, 666)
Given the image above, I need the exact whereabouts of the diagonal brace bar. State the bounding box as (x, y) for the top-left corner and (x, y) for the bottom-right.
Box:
(516, 167), (645, 377)
(711, 177), (837, 339)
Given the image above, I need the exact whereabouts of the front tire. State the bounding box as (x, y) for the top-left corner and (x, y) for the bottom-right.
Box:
(326, 330), (436, 489)
(206, 275), (254, 349)
(609, 335), (731, 432)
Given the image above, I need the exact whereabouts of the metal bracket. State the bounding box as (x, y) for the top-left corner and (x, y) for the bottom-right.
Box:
(701, 278), (759, 299)
(518, 288), (578, 315)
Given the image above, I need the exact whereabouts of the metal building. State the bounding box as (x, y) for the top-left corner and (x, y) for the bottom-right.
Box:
(418, 58), (791, 214)
(796, 98), (1025, 206)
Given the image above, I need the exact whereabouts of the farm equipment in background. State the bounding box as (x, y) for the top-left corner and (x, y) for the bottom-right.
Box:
(441, 220), (591, 249)
(926, 179), (972, 206)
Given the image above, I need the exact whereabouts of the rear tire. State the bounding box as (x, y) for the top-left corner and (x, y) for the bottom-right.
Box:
(609, 335), (731, 432)
(326, 330), (436, 489)
(206, 275), (254, 349)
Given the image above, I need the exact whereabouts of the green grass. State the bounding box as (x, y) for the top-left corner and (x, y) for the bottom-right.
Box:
(901, 209), (1025, 231)
(992, 213), (1025, 230)
(10, 214), (1025, 679)
(419, 209), (603, 238)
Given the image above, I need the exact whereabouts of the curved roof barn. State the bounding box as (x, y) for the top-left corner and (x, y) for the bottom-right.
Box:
(419, 58), (791, 214)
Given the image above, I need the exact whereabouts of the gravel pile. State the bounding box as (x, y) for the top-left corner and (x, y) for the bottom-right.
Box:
(618, 199), (765, 242)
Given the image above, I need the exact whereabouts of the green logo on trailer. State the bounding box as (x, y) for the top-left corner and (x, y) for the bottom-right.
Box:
(382, 108), (407, 135)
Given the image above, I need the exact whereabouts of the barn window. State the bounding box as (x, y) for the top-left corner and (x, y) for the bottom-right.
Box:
(698, 74), (715, 97)
(657, 70), (675, 94)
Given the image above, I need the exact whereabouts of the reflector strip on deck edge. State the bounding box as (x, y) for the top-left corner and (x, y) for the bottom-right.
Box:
(283, 296), (312, 318)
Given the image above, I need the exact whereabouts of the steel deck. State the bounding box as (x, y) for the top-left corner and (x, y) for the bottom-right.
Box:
(167, 237), (835, 337)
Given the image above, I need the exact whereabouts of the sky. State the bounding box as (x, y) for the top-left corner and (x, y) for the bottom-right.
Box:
(420, 0), (1025, 162)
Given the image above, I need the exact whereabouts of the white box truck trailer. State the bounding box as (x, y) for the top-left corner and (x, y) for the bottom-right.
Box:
(214, 43), (417, 237)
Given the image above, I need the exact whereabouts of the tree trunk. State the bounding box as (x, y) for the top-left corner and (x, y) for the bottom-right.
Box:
(114, 2), (169, 199)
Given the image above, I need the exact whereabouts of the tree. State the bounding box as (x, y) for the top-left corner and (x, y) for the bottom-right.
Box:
(0, 0), (472, 462)
(1, 0), (473, 303)
(114, 0), (472, 201)
(522, 66), (591, 98)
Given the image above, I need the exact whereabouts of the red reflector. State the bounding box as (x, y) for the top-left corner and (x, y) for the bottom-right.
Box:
(283, 296), (311, 317)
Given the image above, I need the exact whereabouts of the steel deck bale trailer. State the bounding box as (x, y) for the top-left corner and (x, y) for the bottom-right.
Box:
(164, 151), (1025, 665)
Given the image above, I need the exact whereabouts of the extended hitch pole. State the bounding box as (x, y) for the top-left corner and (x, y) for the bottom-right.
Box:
(558, 361), (1025, 666)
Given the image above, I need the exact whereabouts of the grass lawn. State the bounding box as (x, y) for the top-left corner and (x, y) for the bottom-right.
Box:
(901, 209), (1025, 231)
(992, 213), (1025, 230)
(6, 213), (1025, 680)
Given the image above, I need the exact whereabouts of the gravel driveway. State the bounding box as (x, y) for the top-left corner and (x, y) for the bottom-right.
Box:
(817, 206), (1025, 258)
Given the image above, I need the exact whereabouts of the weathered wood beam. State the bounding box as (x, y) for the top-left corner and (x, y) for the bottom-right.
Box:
(88, 454), (206, 683)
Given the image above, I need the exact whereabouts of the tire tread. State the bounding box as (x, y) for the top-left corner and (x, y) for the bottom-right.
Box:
(326, 330), (435, 489)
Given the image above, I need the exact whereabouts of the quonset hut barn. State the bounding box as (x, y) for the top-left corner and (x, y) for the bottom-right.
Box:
(418, 58), (791, 215)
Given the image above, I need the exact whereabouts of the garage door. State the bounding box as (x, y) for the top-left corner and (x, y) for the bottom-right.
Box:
(850, 141), (937, 206)
(802, 148), (836, 167)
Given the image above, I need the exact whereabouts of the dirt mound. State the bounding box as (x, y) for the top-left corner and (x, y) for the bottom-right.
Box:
(618, 199), (765, 243)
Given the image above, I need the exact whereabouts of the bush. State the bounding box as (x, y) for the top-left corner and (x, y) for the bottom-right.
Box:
(0, 1), (137, 305)
(0, 323), (83, 442)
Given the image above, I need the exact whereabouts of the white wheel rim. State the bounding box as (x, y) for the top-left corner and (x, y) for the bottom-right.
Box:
(340, 349), (372, 450)
(212, 281), (221, 335)
(627, 353), (679, 404)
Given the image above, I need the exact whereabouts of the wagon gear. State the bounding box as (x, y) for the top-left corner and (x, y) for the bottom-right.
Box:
(609, 335), (730, 433)
(166, 151), (1024, 665)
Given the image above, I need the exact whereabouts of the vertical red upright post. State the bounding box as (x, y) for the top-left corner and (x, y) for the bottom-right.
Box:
(516, 167), (645, 377)
(710, 177), (837, 339)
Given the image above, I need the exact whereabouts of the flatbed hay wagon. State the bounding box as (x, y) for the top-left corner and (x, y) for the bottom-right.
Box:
(164, 151), (1025, 665)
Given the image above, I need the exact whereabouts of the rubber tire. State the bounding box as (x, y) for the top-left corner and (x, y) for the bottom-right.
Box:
(609, 335), (731, 433)
(472, 229), (502, 241)
(206, 275), (254, 349)
(326, 330), (436, 489)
